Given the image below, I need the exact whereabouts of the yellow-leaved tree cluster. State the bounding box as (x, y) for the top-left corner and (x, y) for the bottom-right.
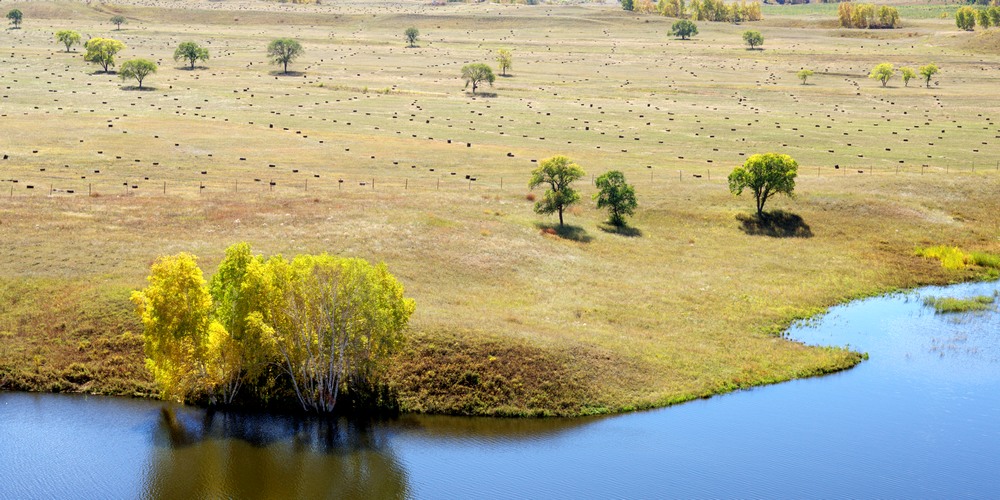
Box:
(838, 2), (901, 29)
(130, 242), (415, 413)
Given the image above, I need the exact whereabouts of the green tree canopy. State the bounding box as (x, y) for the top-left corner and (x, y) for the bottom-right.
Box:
(529, 155), (586, 226)
(797, 69), (814, 85)
(671, 19), (698, 40)
(496, 48), (513, 76)
(955, 6), (976, 31)
(461, 63), (495, 95)
(742, 30), (763, 49)
(6, 9), (22, 28)
(119, 59), (157, 89)
(728, 153), (798, 217)
(594, 170), (638, 227)
(173, 41), (209, 69)
(868, 62), (894, 87)
(267, 38), (303, 74)
(900, 66), (916, 87)
(404, 27), (419, 47)
(622, 0), (634, 11)
(55, 30), (81, 52)
(84, 38), (126, 73)
(919, 63), (939, 88)
(110, 15), (127, 30)
(977, 8), (991, 28)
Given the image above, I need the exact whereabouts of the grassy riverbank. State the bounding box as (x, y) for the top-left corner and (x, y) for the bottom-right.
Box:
(2, 0), (999, 416)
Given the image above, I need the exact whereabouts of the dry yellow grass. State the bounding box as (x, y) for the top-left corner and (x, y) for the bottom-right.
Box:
(1, 0), (998, 415)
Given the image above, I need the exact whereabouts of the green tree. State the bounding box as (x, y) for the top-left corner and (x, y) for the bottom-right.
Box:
(900, 66), (916, 87)
(267, 38), (303, 74)
(404, 27), (419, 47)
(728, 153), (798, 218)
(119, 59), (157, 89)
(977, 8), (991, 28)
(173, 41), (209, 69)
(742, 30), (763, 49)
(276, 254), (414, 413)
(797, 69), (814, 85)
(110, 15), (127, 30)
(84, 38), (126, 73)
(622, 0), (635, 11)
(956, 6), (977, 31)
(207, 243), (281, 404)
(671, 19), (698, 40)
(55, 30), (81, 52)
(529, 155), (586, 227)
(919, 63), (939, 88)
(989, 7), (1000, 27)
(461, 63), (495, 95)
(594, 170), (638, 227)
(6, 9), (22, 28)
(131, 253), (216, 403)
(868, 62), (894, 87)
(496, 48), (513, 77)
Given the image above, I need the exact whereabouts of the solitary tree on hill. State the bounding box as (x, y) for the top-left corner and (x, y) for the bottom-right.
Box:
(461, 63), (495, 95)
(404, 27), (419, 47)
(919, 63), (938, 88)
(174, 41), (209, 69)
(594, 170), (638, 227)
(728, 153), (798, 218)
(84, 38), (126, 73)
(110, 15), (127, 30)
(529, 155), (585, 227)
(797, 69), (814, 85)
(869, 62), (894, 87)
(496, 48), (513, 76)
(119, 59), (157, 89)
(6, 9), (23, 28)
(742, 30), (763, 49)
(267, 38), (303, 74)
(900, 66), (916, 87)
(671, 19), (698, 40)
(56, 30), (82, 52)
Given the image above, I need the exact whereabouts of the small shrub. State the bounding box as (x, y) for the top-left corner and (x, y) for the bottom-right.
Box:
(915, 245), (967, 270)
(968, 251), (1000, 269)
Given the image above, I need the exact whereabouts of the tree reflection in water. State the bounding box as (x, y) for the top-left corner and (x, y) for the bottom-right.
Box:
(144, 406), (408, 499)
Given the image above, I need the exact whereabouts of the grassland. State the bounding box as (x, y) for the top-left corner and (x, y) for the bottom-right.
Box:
(1, 0), (999, 416)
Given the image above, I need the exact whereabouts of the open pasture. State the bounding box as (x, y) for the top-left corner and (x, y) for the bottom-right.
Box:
(1, 0), (998, 415)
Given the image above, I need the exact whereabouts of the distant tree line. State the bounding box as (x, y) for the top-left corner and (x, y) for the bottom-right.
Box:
(956, 5), (1000, 30)
(838, 2), (901, 29)
(624, 0), (763, 22)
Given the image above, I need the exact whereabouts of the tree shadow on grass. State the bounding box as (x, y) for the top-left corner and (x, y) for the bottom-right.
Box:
(269, 70), (305, 77)
(598, 223), (643, 238)
(737, 210), (813, 238)
(535, 222), (593, 243)
(466, 92), (498, 98)
(120, 85), (157, 91)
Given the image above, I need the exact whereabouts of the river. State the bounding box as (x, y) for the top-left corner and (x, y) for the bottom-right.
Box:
(2, 281), (999, 498)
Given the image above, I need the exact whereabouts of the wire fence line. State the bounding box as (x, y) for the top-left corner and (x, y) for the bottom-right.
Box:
(1, 160), (998, 199)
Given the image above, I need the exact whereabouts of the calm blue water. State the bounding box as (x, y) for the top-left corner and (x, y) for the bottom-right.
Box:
(2, 281), (999, 498)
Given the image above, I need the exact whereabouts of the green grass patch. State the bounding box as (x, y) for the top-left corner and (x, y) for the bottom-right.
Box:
(923, 294), (996, 313)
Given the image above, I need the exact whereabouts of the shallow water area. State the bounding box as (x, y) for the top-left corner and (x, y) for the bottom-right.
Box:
(2, 281), (999, 498)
